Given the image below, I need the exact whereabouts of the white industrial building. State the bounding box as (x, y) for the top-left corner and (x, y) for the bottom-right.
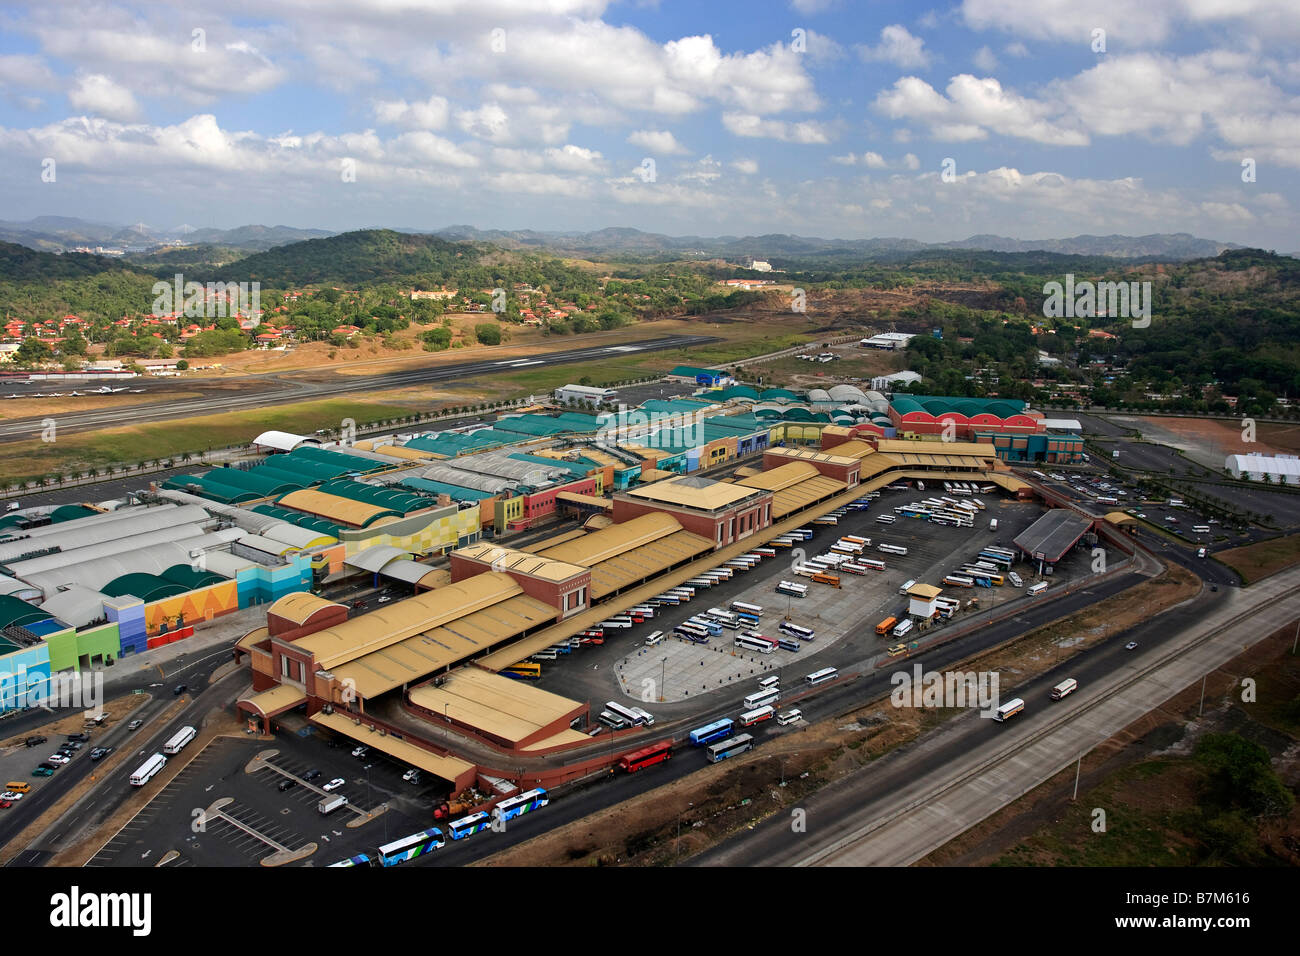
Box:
(554, 383), (617, 406)
(1225, 453), (1300, 485)
(871, 371), (922, 391)
(860, 332), (915, 350)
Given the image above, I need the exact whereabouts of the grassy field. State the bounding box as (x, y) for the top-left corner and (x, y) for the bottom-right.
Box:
(1214, 533), (1300, 584)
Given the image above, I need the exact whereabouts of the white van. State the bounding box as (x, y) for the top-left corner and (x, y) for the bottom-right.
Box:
(1027, 581), (1048, 596)
(644, 630), (665, 647)
(1007, 571), (1023, 588)
(989, 518), (998, 531)
(892, 619), (914, 639)
(898, 579), (916, 595)
(776, 708), (802, 726)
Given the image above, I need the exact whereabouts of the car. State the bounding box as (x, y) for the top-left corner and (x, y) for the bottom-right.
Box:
(127, 719), (143, 732)
(66, 732), (89, 741)
(323, 777), (345, 792)
(31, 767), (54, 777)
(351, 600), (366, 609)
(1125, 641), (1138, 650)
(277, 778), (296, 792)
(47, 754), (70, 765)
(0, 791), (22, 801)
(401, 768), (420, 783)
(173, 683), (188, 695)
(89, 747), (112, 761)
(1210, 584), (1219, 592)
(0, 800), (10, 809)
(350, 746), (368, 758)
(304, 769), (322, 781)
(62, 741), (83, 750)
(886, 643), (907, 657)
(377, 596), (392, 604)
(24, 735), (46, 747)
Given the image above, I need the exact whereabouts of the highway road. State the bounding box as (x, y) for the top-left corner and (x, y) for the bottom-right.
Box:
(0, 334), (715, 440)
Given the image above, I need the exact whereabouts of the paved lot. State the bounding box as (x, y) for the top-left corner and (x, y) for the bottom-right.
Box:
(86, 733), (436, 867)
(531, 486), (1102, 730)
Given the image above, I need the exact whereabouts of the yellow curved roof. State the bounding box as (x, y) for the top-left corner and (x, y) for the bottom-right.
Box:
(277, 488), (397, 527)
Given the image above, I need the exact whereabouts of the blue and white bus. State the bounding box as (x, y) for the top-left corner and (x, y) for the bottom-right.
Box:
(492, 788), (549, 822)
(778, 621), (815, 641)
(327, 854), (373, 867)
(705, 733), (754, 763)
(689, 718), (735, 746)
(804, 667), (838, 686)
(730, 601), (764, 618)
(776, 637), (801, 653)
(377, 827), (445, 866)
(447, 812), (492, 841)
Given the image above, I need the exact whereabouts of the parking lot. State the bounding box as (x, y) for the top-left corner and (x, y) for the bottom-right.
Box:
(86, 733), (438, 867)
(529, 483), (1104, 727)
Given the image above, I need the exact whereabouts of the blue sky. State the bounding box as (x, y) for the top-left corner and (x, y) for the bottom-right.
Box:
(0, 0), (1296, 246)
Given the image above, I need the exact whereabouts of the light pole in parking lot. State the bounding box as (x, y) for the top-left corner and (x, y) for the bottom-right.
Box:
(660, 657), (667, 702)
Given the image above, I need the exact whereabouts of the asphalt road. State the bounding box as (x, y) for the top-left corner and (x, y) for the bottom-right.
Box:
(0, 334), (715, 440)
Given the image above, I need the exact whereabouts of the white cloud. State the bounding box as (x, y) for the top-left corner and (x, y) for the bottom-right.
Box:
(1004, 41), (1030, 57)
(874, 74), (1089, 145)
(722, 112), (835, 143)
(789, 0), (840, 13)
(902, 152), (920, 169)
(830, 151), (887, 167)
(544, 144), (606, 173)
(627, 129), (689, 155)
(972, 46), (998, 72)
(857, 25), (931, 69)
(0, 54), (57, 91)
(373, 95), (449, 130)
(961, 0), (1300, 45)
(67, 73), (140, 121)
(731, 158), (759, 174)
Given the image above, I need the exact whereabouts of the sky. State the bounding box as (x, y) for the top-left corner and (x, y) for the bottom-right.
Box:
(0, 0), (1296, 246)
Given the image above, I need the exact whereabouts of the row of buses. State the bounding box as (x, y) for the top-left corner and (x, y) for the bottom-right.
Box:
(684, 666), (841, 761)
(328, 789), (552, 865)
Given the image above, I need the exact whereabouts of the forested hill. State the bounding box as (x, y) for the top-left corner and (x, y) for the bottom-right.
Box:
(203, 229), (487, 286)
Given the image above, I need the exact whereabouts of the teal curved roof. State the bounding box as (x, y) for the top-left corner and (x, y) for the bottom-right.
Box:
(161, 564), (227, 590)
(0, 594), (52, 629)
(781, 407), (814, 421)
(760, 388), (799, 402)
(102, 573), (190, 602)
(710, 385), (761, 401)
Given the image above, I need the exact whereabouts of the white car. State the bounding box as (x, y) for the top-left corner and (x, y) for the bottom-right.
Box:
(322, 777), (345, 792)
(377, 596), (392, 604)
(350, 746), (368, 758)
(402, 768), (420, 783)
(1125, 641), (1138, 650)
(47, 754), (70, 765)
(0, 791), (22, 801)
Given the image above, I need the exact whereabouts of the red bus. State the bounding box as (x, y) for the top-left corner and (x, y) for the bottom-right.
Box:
(617, 740), (673, 773)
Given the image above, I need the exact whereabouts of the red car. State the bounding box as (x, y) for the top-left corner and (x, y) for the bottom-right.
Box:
(0, 800), (12, 809)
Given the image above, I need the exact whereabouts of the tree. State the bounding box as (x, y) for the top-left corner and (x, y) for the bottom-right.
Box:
(475, 323), (502, 346)
(15, 338), (52, 364)
(176, 359), (189, 370)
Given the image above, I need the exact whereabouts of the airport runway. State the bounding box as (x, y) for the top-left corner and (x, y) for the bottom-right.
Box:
(0, 334), (715, 440)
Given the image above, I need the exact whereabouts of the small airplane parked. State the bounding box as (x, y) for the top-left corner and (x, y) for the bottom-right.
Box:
(94, 385), (129, 393)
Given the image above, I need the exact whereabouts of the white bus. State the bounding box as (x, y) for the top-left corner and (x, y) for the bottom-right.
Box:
(1028, 581), (1048, 596)
(776, 708), (802, 726)
(644, 630), (665, 646)
(707, 607), (739, 626)
(804, 667), (838, 686)
(743, 688), (780, 709)
(130, 753), (166, 786)
(898, 578), (917, 594)
(1192, 525), (1211, 534)
(162, 725), (197, 755)
(730, 601), (764, 618)
(757, 675), (780, 690)
(778, 621), (815, 641)
(605, 701), (649, 726)
(878, 543), (908, 555)
(1050, 678), (1078, 700)
(994, 698), (1025, 722)
(631, 707), (656, 726)
(875, 514), (896, 524)
(1007, 571), (1023, 587)
(892, 619), (914, 639)
(738, 705), (776, 727)
(735, 634), (775, 655)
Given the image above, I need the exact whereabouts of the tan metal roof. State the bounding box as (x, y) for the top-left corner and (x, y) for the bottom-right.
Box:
(555, 491), (612, 510)
(526, 528), (588, 551)
(877, 438), (998, 459)
(292, 572), (523, 669)
(623, 474), (764, 511)
(456, 543), (587, 582)
(373, 444), (437, 461)
(585, 528), (713, 598)
(771, 475), (847, 518)
(267, 592), (345, 626)
(907, 583), (943, 598)
(764, 447), (861, 467)
(637, 467), (676, 482)
(737, 460), (820, 492)
(310, 711), (474, 783)
(538, 512), (683, 565)
(238, 683), (307, 717)
(408, 667), (580, 745)
(826, 439), (878, 459)
(331, 592), (556, 699)
(237, 625), (269, 651)
(276, 488), (395, 528)
(521, 729), (594, 750)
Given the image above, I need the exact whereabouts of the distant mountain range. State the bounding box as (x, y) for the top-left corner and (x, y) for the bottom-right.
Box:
(0, 217), (333, 253)
(0, 216), (1252, 262)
